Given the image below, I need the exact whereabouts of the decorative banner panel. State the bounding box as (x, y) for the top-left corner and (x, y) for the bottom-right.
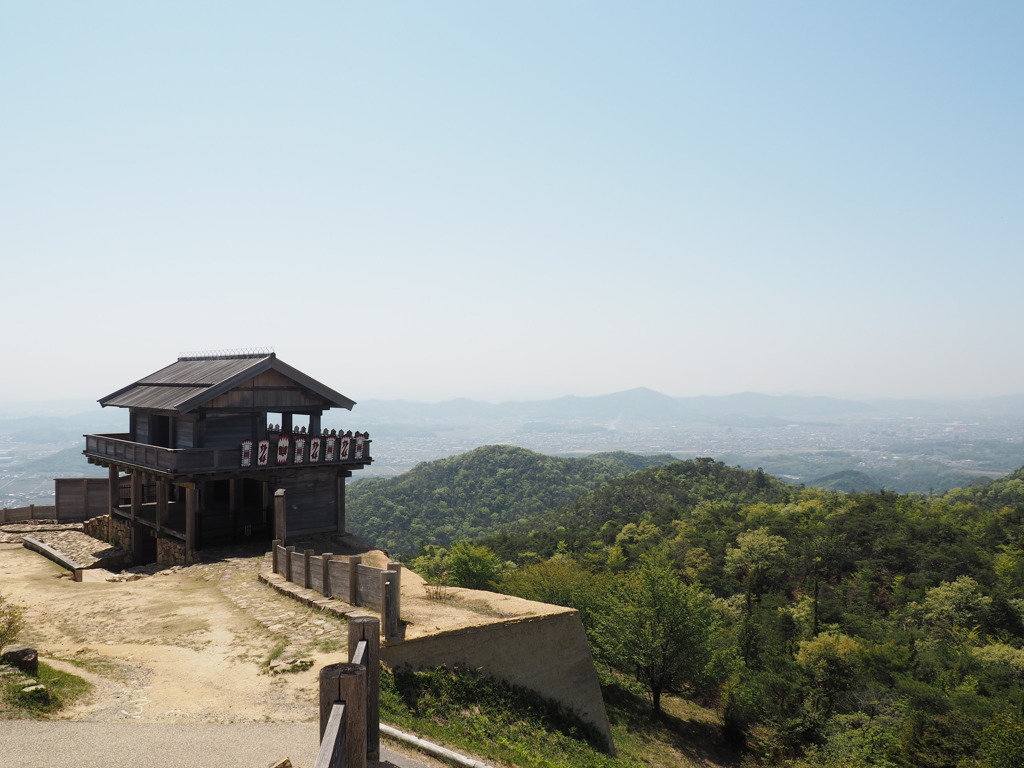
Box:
(257, 439), (270, 467)
(294, 437), (306, 464)
(354, 434), (365, 459)
(325, 436), (336, 462)
(276, 435), (290, 465)
(241, 439), (253, 467)
(310, 437), (321, 463)
(339, 435), (351, 459)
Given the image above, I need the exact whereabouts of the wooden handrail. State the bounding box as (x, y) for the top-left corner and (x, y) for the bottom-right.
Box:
(314, 702), (347, 768)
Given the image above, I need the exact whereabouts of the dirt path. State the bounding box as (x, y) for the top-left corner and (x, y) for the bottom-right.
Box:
(0, 541), (347, 723)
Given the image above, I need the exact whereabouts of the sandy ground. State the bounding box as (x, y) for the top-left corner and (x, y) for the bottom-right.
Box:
(0, 528), (574, 768)
(0, 540), (360, 724)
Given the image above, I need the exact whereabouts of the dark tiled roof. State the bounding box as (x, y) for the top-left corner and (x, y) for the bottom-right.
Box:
(99, 353), (355, 413)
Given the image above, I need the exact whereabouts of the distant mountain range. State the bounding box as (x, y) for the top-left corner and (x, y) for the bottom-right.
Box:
(350, 388), (1024, 427)
(5, 389), (1024, 427)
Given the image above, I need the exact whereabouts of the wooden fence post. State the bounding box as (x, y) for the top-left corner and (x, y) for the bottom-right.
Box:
(272, 540), (281, 573)
(319, 662), (367, 768)
(348, 555), (361, 605)
(285, 545), (296, 583)
(386, 562), (402, 640)
(304, 549), (314, 589)
(322, 553), (333, 594)
(348, 616), (380, 761)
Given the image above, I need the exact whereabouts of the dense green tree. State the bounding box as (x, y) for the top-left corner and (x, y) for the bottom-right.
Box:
(595, 554), (722, 714)
(447, 541), (505, 590)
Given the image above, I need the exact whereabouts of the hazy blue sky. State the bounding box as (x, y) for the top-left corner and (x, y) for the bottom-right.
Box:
(3, 2), (1021, 405)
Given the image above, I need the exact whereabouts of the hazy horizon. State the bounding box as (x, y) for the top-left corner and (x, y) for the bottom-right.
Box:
(4, 4), (1021, 405)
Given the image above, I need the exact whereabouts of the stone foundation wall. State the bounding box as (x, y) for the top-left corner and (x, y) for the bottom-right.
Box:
(82, 515), (110, 541)
(157, 537), (186, 566)
(83, 515), (187, 566)
(108, 516), (132, 550)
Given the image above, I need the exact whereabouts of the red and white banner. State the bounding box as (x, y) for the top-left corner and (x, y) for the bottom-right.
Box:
(325, 436), (336, 462)
(257, 439), (270, 467)
(241, 439), (253, 467)
(354, 434), (365, 459)
(276, 435), (290, 465)
(294, 437), (306, 464)
(310, 437), (321, 463)
(339, 434), (351, 459)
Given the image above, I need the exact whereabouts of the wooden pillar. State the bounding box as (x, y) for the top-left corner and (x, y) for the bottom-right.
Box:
(229, 479), (240, 537)
(130, 472), (142, 522)
(156, 479), (169, 529)
(336, 473), (347, 534)
(274, 489), (287, 544)
(310, 412), (322, 437)
(107, 466), (119, 513)
(185, 485), (198, 560)
(348, 616), (381, 761)
(281, 413), (293, 434)
(319, 663), (367, 768)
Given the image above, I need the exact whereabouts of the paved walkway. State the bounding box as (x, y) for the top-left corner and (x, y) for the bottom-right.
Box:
(0, 721), (442, 768)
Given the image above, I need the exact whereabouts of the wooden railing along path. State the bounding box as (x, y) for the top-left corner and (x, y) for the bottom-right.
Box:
(316, 616), (380, 768)
(271, 541), (402, 640)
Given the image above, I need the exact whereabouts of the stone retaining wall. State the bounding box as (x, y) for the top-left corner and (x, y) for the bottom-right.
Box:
(380, 610), (615, 752)
(83, 514), (186, 567)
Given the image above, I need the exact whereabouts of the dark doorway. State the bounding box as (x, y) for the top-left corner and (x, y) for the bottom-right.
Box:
(132, 523), (158, 565)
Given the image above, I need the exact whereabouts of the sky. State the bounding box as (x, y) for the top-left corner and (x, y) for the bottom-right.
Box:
(3, 2), (1022, 406)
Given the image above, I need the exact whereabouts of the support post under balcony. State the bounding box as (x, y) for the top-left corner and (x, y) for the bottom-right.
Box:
(131, 472), (142, 522)
(185, 485), (198, 561)
(108, 466), (119, 513)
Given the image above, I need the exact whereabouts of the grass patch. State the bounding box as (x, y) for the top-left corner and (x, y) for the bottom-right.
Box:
(0, 661), (92, 718)
(379, 663), (740, 768)
(262, 639), (288, 670)
(313, 637), (346, 654)
(57, 648), (121, 677)
(381, 664), (622, 768)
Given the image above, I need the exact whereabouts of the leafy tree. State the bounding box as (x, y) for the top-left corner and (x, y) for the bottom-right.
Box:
(917, 575), (993, 636)
(595, 554), (721, 714)
(975, 710), (1024, 768)
(795, 632), (863, 718)
(501, 557), (613, 632)
(447, 541), (505, 590)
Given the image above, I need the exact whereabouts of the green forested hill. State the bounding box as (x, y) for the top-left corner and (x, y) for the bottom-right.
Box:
(941, 465), (1024, 510)
(469, 461), (1024, 767)
(351, 444), (1024, 765)
(481, 457), (793, 561)
(345, 445), (676, 555)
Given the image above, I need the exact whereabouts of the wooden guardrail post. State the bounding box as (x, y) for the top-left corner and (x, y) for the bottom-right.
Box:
(322, 553), (333, 592)
(304, 549), (315, 589)
(348, 616), (380, 761)
(285, 546), (296, 582)
(347, 555), (361, 605)
(319, 662), (367, 768)
(271, 540), (281, 573)
(274, 488), (287, 544)
(386, 562), (402, 640)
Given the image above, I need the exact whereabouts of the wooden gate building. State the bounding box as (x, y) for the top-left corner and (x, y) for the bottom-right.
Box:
(82, 351), (371, 564)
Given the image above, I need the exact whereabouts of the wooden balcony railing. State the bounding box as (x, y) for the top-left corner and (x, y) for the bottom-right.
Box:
(83, 432), (372, 475)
